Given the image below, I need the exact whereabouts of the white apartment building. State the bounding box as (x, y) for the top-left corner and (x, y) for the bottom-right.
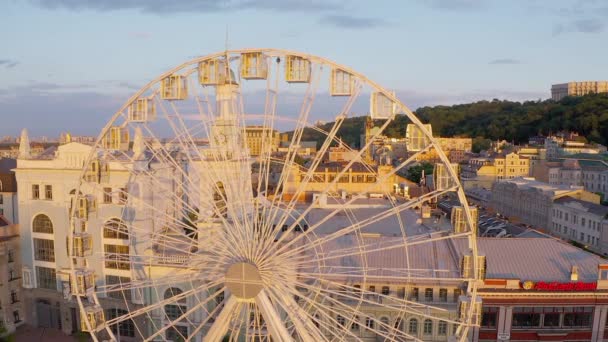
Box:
(551, 196), (608, 255)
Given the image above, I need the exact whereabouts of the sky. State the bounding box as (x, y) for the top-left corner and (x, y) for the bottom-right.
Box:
(1, 0), (607, 137)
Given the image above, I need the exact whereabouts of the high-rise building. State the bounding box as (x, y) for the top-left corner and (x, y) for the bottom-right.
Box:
(551, 81), (608, 101)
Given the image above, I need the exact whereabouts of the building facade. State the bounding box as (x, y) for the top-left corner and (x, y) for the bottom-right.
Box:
(550, 196), (608, 255)
(244, 126), (280, 156)
(461, 152), (530, 189)
(491, 177), (600, 229)
(552, 81), (608, 101)
(0, 216), (23, 336)
(0, 159), (18, 223)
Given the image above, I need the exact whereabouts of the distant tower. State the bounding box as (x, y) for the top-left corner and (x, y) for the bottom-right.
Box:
(18, 128), (31, 159)
(133, 126), (145, 159)
(65, 132), (72, 143)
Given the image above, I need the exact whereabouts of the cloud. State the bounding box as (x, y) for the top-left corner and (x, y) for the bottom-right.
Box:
(553, 18), (605, 35)
(128, 31), (152, 40)
(318, 15), (390, 29)
(28, 0), (342, 13)
(489, 58), (521, 65)
(422, 0), (486, 11)
(0, 59), (19, 69)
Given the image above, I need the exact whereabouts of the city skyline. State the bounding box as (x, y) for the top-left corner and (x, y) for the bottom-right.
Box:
(1, 0), (608, 136)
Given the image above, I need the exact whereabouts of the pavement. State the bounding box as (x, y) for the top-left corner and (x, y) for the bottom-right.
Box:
(14, 325), (85, 342)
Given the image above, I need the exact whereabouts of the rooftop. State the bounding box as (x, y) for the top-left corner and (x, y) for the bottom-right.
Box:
(554, 196), (608, 217)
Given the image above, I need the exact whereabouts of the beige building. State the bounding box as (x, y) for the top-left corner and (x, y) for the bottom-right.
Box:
(283, 162), (407, 201)
(461, 152), (530, 189)
(491, 177), (600, 230)
(551, 81), (608, 101)
(0, 216), (23, 336)
(244, 126), (280, 156)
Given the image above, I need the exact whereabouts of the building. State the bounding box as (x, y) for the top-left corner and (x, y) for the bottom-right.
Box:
(545, 135), (606, 159)
(491, 177), (600, 229)
(552, 81), (608, 101)
(461, 152), (530, 189)
(0, 216), (23, 336)
(283, 161), (407, 201)
(466, 238), (608, 342)
(550, 196), (608, 255)
(0, 159), (17, 223)
(244, 126), (280, 156)
(532, 157), (608, 199)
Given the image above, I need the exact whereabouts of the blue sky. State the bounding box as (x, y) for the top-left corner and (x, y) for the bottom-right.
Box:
(1, 0), (607, 137)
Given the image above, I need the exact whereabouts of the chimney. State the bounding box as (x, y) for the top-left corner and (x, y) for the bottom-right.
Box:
(571, 265), (579, 281)
(18, 128), (31, 159)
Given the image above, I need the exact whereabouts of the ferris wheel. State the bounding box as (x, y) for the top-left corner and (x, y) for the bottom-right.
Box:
(68, 48), (481, 342)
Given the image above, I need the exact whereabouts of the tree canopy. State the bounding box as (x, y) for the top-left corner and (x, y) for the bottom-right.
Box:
(287, 93), (608, 149)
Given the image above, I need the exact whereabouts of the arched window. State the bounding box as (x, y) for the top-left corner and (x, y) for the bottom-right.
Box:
(408, 318), (418, 334)
(103, 218), (128, 239)
(423, 319), (433, 335)
(164, 288), (187, 321)
(379, 317), (389, 332)
(107, 308), (135, 338)
(33, 214), (53, 234)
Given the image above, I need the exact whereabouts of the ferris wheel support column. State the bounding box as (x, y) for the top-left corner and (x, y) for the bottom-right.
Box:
(203, 296), (239, 342)
(255, 290), (293, 342)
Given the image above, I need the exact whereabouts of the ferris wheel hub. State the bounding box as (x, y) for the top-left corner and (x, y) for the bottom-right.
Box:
(225, 262), (264, 301)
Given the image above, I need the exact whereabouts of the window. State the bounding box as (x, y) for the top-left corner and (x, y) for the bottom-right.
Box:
(36, 266), (57, 290)
(105, 275), (132, 300)
(365, 317), (374, 329)
(103, 187), (113, 204)
(481, 307), (498, 328)
(563, 307), (593, 328)
(439, 288), (448, 302)
(408, 318), (418, 334)
(103, 219), (129, 240)
(424, 288), (433, 301)
(351, 316), (360, 330)
(166, 326), (188, 341)
(512, 307), (541, 328)
(337, 315), (345, 326)
(32, 184), (39, 199)
(438, 321), (447, 335)
(33, 214), (53, 234)
(381, 286), (390, 296)
(423, 319), (433, 335)
(0, 194), (3, 204)
(107, 308), (135, 337)
(104, 244), (130, 270)
(34, 238), (55, 262)
(411, 287), (419, 301)
(7, 250), (14, 263)
(380, 317), (389, 331)
(13, 310), (20, 323)
(44, 185), (53, 200)
(119, 187), (128, 204)
(453, 288), (461, 302)
(542, 308), (560, 327)
(10, 290), (18, 303)
(164, 288), (186, 321)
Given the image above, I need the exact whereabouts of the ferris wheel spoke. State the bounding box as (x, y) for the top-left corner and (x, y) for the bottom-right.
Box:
(253, 290), (293, 342)
(273, 186), (459, 263)
(204, 295), (240, 342)
(264, 133), (432, 261)
(265, 286), (327, 342)
(286, 281), (419, 342)
(266, 64), (322, 216)
(145, 285), (226, 342)
(292, 277), (460, 325)
(104, 278), (223, 328)
(263, 83), (363, 251)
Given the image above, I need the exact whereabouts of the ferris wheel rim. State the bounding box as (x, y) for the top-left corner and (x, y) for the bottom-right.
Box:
(68, 47), (479, 342)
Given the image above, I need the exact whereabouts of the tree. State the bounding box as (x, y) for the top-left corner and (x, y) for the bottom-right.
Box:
(405, 162), (434, 184)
